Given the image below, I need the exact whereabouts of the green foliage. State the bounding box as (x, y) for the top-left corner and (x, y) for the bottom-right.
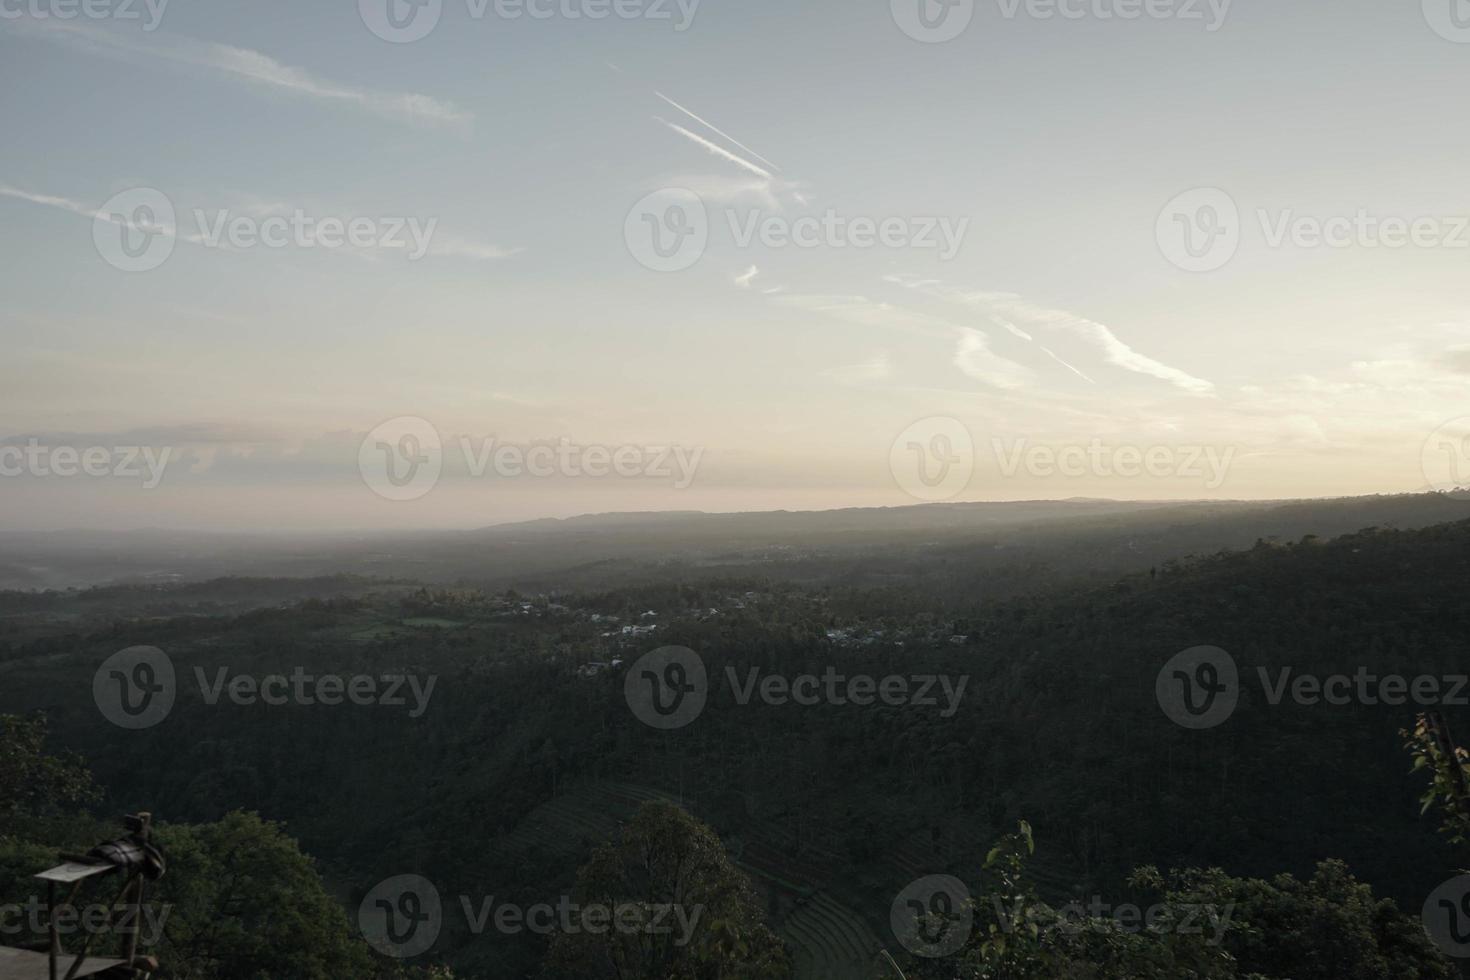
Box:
(0, 713), (99, 834)
(148, 811), (374, 980)
(1149, 861), (1454, 980)
(1405, 713), (1470, 851)
(7, 513), (1470, 976)
(543, 802), (790, 979)
(902, 825), (1452, 980)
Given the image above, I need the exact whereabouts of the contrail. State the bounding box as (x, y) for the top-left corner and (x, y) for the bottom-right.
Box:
(655, 92), (782, 173)
(656, 118), (774, 180)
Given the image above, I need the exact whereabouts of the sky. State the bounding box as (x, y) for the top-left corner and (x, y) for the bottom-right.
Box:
(3, 0), (1470, 530)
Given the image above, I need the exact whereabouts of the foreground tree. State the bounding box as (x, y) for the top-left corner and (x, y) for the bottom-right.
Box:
(0, 713), (98, 835)
(151, 811), (375, 980)
(543, 801), (790, 979)
(900, 823), (1451, 980)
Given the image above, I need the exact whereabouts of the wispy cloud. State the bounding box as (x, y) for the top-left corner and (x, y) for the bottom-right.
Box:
(2, 181), (205, 245)
(2, 181), (518, 263)
(953, 328), (1037, 390)
(0, 184), (95, 219)
(1020, 306), (1213, 395)
(660, 173), (805, 211)
(20, 21), (471, 128)
(885, 274), (1214, 395)
(773, 292), (1038, 392)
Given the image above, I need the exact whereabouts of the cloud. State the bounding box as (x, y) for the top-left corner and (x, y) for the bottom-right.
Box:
(659, 173), (807, 212)
(1054, 312), (1214, 395)
(20, 21), (471, 128)
(885, 274), (1214, 395)
(773, 292), (1038, 392)
(953, 329), (1036, 390)
(2, 180), (204, 245)
(4, 181), (517, 263)
(0, 184), (95, 219)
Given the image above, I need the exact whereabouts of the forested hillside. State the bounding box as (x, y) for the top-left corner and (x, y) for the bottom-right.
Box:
(3, 511), (1469, 976)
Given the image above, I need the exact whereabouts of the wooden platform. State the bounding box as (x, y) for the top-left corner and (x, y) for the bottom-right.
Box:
(0, 946), (127, 979)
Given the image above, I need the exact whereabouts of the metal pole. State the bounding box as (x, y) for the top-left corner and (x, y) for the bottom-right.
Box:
(122, 813), (152, 969)
(48, 880), (59, 980)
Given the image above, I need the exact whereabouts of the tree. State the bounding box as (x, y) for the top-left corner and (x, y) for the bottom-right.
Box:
(1405, 712), (1470, 849)
(902, 824), (1451, 980)
(150, 811), (375, 980)
(543, 801), (790, 979)
(0, 713), (98, 835)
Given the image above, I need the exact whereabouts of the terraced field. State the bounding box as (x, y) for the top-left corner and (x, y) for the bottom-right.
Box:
(778, 892), (882, 980)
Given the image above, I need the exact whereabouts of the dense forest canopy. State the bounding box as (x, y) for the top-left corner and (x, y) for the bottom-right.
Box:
(3, 496), (1470, 977)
